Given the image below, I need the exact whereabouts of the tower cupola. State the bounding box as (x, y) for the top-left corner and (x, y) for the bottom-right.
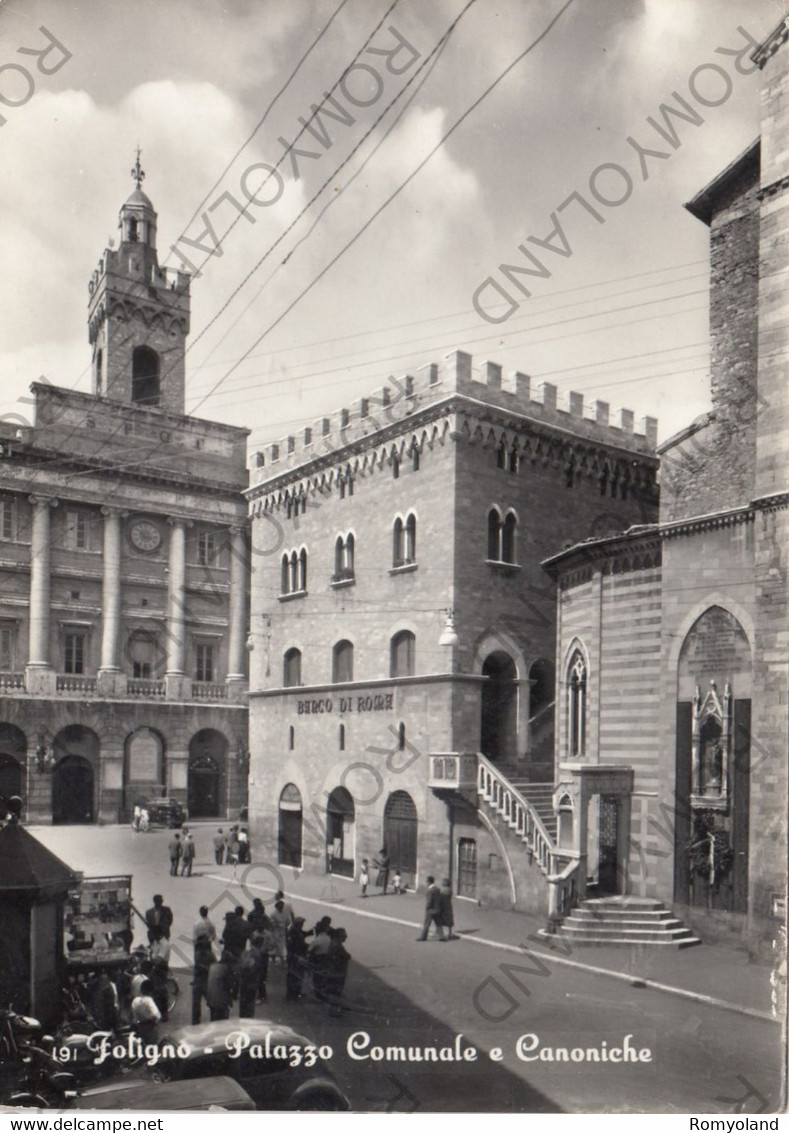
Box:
(87, 153), (191, 413)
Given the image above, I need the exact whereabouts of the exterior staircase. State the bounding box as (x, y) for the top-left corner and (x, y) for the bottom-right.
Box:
(494, 764), (557, 839)
(558, 896), (701, 947)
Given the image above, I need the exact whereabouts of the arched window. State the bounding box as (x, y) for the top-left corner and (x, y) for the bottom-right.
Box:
(333, 533), (354, 582)
(568, 650), (587, 759)
(497, 440), (507, 469)
(390, 630), (415, 678)
(412, 445), (420, 471)
(281, 553), (289, 595)
(392, 518), (404, 566)
(131, 346), (160, 407)
(392, 453), (400, 480)
(502, 511), (518, 564)
(298, 548), (308, 591)
(404, 514), (416, 564)
(289, 550), (298, 593)
(283, 647), (302, 688)
(509, 446), (519, 474)
(332, 640), (353, 683)
(487, 507), (502, 560)
(278, 784), (303, 868)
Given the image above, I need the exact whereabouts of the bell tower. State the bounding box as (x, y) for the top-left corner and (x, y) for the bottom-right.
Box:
(87, 151), (191, 414)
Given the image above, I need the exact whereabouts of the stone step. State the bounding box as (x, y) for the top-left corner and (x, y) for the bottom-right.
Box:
(565, 916), (685, 931)
(582, 897), (666, 910)
(569, 908), (676, 922)
(538, 929), (702, 948)
(563, 923), (697, 942)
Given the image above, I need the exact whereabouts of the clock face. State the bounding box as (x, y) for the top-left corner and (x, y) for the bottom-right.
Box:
(129, 519), (162, 552)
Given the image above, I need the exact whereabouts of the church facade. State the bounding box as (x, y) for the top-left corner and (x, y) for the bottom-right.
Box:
(0, 159), (250, 824)
(543, 20), (789, 955)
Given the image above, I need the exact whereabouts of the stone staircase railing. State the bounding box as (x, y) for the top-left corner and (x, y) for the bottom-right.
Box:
(476, 753), (579, 919)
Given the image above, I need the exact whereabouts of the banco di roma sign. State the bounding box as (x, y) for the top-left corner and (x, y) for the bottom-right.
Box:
(296, 693), (394, 716)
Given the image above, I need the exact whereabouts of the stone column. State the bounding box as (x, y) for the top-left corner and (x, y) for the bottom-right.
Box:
(165, 517), (188, 699)
(97, 507), (126, 696)
(226, 525), (248, 694)
(26, 495), (57, 695)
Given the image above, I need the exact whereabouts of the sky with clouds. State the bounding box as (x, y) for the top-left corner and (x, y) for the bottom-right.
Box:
(0, 0), (784, 450)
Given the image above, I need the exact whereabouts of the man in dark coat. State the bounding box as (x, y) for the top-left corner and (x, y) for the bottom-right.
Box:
(416, 876), (447, 941)
(206, 951), (234, 1021)
(221, 907), (250, 959)
(236, 941), (262, 1019)
(285, 918), (309, 1002)
(145, 894), (173, 943)
(191, 934), (215, 1025)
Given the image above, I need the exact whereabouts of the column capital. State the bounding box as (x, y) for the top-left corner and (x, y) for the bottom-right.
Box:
(166, 516), (194, 528)
(28, 494), (58, 508)
(100, 506), (129, 519)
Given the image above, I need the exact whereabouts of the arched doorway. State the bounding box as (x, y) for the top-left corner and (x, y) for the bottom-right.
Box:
(278, 784), (303, 868)
(0, 754), (22, 801)
(326, 786), (355, 877)
(52, 756), (94, 824)
(123, 728), (165, 819)
(52, 726), (99, 824)
(0, 724), (26, 803)
(384, 791), (417, 888)
(480, 651), (518, 761)
(188, 731), (228, 818)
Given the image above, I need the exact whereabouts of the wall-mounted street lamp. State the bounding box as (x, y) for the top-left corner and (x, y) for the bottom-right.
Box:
(438, 609), (460, 649)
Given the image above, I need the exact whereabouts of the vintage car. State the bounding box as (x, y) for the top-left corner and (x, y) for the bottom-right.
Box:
(142, 797), (186, 828)
(146, 1021), (350, 1111)
(71, 1076), (255, 1111)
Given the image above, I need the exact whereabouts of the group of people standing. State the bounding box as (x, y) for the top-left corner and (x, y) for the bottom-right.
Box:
(167, 829), (196, 876)
(211, 825), (251, 866)
(192, 893), (352, 1024)
(416, 877), (456, 942)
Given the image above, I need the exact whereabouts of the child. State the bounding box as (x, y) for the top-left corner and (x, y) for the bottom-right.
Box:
(359, 859), (370, 897)
(393, 869), (403, 895)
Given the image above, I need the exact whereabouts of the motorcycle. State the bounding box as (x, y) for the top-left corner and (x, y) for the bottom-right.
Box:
(0, 1005), (77, 1108)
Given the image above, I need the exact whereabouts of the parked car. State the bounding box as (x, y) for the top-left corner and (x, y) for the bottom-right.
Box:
(71, 1076), (255, 1111)
(146, 1021), (350, 1111)
(142, 797), (186, 828)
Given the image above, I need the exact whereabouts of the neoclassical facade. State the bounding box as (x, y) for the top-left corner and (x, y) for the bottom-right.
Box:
(245, 351), (657, 906)
(0, 160), (250, 824)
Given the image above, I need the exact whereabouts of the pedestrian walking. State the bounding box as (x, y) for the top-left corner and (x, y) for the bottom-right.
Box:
(193, 905), (216, 944)
(286, 918), (309, 1002)
(374, 848), (390, 895)
(268, 899), (289, 964)
(132, 804), (141, 833)
(191, 934), (215, 1026)
(416, 876), (447, 941)
(237, 941), (262, 1019)
(226, 826), (240, 865)
(237, 826), (250, 863)
(439, 877), (456, 939)
(206, 951), (235, 1022)
(213, 828), (225, 865)
(180, 832), (195, 876)
(145, 894), (173, 942)
(251, 931), (271, 1003)
(168, 833), (182, 876)
(393, 869), (403, 895)
(359, 859), (370, 897)
(274, 890), (295, 924)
